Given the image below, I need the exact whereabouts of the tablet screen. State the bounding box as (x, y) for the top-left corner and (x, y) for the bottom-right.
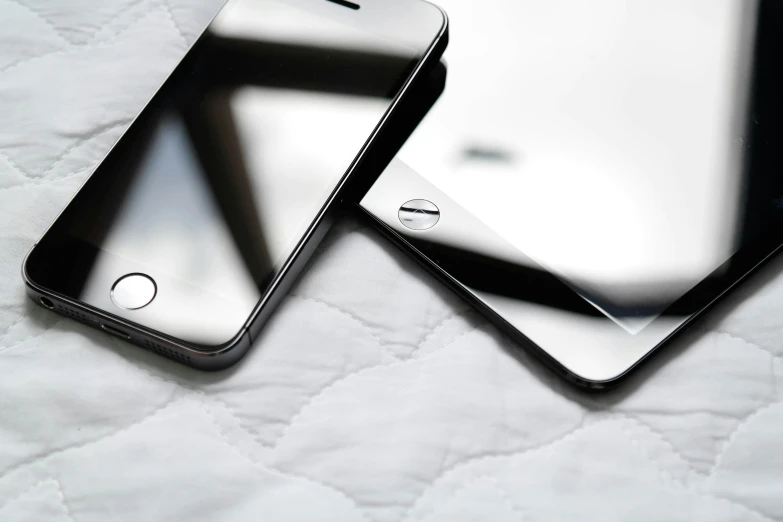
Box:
(398, 0), (783, 334)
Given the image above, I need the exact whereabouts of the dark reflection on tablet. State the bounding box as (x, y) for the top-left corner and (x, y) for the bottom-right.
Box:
(391, 0), (783, 331)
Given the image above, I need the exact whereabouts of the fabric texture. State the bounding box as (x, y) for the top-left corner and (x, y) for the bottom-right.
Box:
(0, 1), (781, 520)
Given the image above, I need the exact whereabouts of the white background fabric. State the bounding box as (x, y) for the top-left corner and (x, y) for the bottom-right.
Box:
(0, 1), (781, 520)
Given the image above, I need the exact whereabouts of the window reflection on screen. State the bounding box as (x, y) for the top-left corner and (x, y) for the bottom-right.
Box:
(65, 0), (422, 344)
(400, 0), (761, 333)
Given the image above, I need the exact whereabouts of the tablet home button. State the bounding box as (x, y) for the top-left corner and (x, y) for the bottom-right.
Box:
(111, 273), (157, 310)
(399, 199), (440, 230)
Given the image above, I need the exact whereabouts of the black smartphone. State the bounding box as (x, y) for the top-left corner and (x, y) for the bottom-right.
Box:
(358, 0), (783, 388)
(23, 0), (448, 371)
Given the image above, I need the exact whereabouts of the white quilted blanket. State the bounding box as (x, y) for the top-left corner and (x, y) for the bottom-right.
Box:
(0, 1), (781, 521)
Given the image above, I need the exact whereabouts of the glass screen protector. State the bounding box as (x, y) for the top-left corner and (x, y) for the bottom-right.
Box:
(398, 0), (782, 335)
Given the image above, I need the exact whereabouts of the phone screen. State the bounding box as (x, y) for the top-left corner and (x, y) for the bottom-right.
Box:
(398, 0), (783, 334)
(27, 0), (443, 346)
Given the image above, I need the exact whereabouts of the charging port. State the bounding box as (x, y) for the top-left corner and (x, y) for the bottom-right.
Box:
(101, 323), (131, 340)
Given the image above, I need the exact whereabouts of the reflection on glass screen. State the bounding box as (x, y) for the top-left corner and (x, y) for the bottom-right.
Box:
(57, 0), (421, 344)
(400, 0), (770, 333)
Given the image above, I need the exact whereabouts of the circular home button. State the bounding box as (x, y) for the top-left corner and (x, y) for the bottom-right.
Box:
(111, 273), (157, 310)
(399, 199), (440, 231)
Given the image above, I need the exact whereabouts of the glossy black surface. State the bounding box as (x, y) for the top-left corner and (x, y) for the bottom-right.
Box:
(361, 0), (783, 384)
(26, 0), (446, 350)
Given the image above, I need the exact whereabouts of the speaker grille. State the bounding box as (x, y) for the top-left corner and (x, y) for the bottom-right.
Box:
(50, 301), (193, 367)
(56, 305), (94, 324)
(143, 340), (193, 366)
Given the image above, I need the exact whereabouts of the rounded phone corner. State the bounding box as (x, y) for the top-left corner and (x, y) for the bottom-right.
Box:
(21, 243), (39, 289)
(559, 367), (632, 392)
(21, 244), (56, 309)
(409, 0), (448, 51)
(186, 327), (253, 372)
(429, 3), (449, 52)
(429, 2), (449, 31)
(549, 350), (649, 392)
(507, 330), (645, 392)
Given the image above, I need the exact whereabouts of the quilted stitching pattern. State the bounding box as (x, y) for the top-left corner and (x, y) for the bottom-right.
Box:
(0, 479), (74, 522)
(0, 1), (781, 521)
